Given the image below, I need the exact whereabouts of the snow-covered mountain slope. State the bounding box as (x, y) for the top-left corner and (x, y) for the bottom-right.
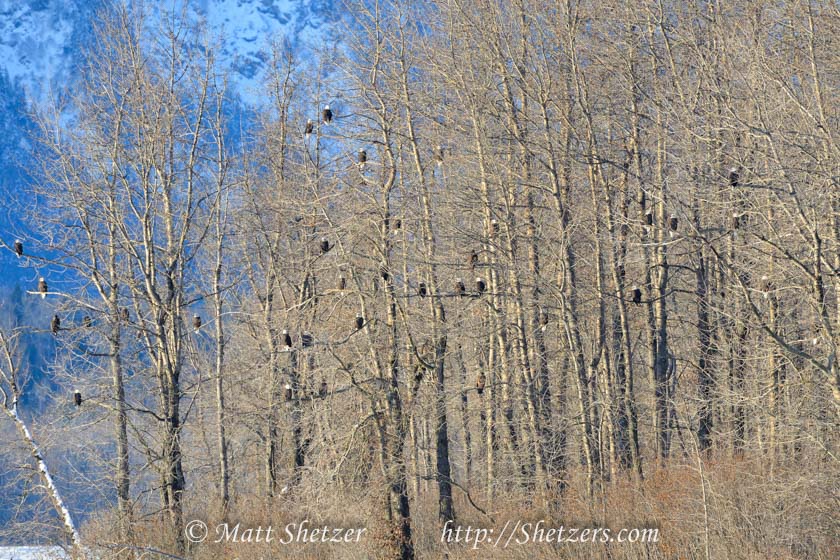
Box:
(0, 0), (338, 103)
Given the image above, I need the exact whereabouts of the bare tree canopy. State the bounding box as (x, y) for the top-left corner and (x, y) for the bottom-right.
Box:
(0, 0), (837, 559)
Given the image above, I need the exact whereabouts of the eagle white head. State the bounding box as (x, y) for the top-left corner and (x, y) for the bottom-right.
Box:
(324, 104), (330, 110)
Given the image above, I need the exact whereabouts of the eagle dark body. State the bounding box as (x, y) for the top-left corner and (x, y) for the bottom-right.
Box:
(475, 278), (486, 294)
(729, 168), (739, 187)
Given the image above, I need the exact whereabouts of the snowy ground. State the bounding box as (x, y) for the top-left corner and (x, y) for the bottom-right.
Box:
(0, 548), (68, 560)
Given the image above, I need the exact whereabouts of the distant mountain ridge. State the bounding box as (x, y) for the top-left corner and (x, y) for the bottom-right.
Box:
(0, 0), (336, 102)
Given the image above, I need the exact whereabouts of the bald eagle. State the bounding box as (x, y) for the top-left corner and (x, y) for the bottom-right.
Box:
(418, 282), (427, 297)
(283, 329), (292, 348)
(284, 384), (293, 401)
(469, 250), (478, 269)
(669, 216), (678, 237)
(338, 275), (346, 290)
(475, 372), (486, 395)
(645, 211), (653, 227)
(435, 145), (444, 165)
(631, 286), (642, 305)
(760, 275), (771, 298)
(728, 167), (739, 187)
(456, 278), (466, 297)
(355, 313), (364, 330)
(193, 315), (202, 333)
(38, 278), (48, 299)
(320, 237), (331, 253)
(305, 119), (314, 135)
(51, 315), (60, 335)
(490, 219), (500, 237)
(358, 149), (367, 165)
(732, 213), (741, 230)
(475, 277), (486, 294)
(73, 390), (82, 407)
(13, 240), (22, 258)
(322, 105), (332, 124)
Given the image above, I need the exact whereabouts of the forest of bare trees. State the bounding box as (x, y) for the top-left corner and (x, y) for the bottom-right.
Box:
(0, 0), (837, 559)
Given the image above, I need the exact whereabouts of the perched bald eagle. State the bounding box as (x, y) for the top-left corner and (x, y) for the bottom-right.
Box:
(193, 315), (202, 333)
(51, 315), (60, 335)
(13, 240), (23, 258)
(645, 211), (653, 227)
(355, 313), (364, 330)
(38, 278), (48, 299)
(435, 145), (444, 165)
(283, 329), (292, 348)
(456, 278), (466, 297)
(475, 372), (486, 395)
(305, 119), (314, 135)
(73, 390), (82, 407)
(490, 219), (500, 237)
(760, 275), (771, 298)
(669, 216), (678, 236)
(320, 237), (331, 253)
(475, 277), (486, 294)
(338, 276), (346, 290)
(284, 384), (293, 401)
(418, 282), (427, 297)
(732, 213), (741, 230)
(358, 149), (367, 164)
(322, 105), (332, 124)
(728, 167), (739, 187)
(631, 286), (642, 305)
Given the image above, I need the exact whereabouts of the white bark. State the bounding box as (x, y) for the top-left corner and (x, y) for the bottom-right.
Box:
(5, 403), (81, 548)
